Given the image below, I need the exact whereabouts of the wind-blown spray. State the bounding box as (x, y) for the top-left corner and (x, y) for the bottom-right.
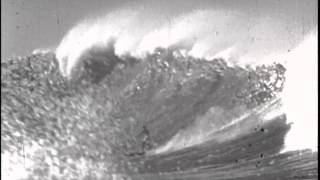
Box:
(55, 8), (317, 153)
(55, 8), (308, 76)
(281, 31), (318, 152)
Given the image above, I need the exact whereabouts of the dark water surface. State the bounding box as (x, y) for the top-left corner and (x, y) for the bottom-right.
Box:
(1, 50), (317, 179)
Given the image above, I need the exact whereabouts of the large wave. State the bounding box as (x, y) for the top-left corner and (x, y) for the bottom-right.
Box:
(2, 5), (317, 180)
(55, 7), (318, 153)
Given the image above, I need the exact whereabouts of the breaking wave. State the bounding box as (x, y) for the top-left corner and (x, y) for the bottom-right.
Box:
(55, 8), (311, 76)
(2, 6), (317, 180)
(55, 7), (317, 153)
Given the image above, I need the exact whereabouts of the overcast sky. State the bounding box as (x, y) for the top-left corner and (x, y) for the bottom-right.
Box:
(1, 0), (317, 59)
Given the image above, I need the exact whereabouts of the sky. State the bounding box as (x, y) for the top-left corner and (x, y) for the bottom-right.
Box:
(0, 1), (318, 176)
(1, 0), (317, 60)
(1, 0), (130, 59)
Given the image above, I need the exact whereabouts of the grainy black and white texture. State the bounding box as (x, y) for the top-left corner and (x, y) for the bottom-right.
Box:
(1, 0), (318, 179)
(1, 50), (318, 179)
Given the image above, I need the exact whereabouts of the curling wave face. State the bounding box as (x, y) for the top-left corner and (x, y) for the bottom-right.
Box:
(2, 46), (317, 179)
(55, 7), (318, 153)
(2, 6), (317, 180)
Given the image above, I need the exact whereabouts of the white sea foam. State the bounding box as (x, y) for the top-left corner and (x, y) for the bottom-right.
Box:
(281, 31), (318, 152)
(55, 7), (317, 153)
(55, 8), (309, 76)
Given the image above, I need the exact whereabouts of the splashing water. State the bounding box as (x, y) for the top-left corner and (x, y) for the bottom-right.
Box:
(32, 48), (53, 55)
(55, 8), (311, 76)
(54, 7), (317, 153)
(281, 31), (318, 152)
(1, 142), (41, 180)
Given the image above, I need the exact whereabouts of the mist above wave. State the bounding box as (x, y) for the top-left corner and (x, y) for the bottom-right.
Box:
(55, 8), (312, 77)
(53, 7), (317, 154)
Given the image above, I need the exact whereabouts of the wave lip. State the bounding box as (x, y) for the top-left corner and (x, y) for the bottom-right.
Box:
(3, 5), (317, 180)
(55, 7), (313, 77)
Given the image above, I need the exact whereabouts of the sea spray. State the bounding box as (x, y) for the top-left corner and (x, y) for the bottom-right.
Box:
(55, 7), (317, 152)
(55, 8), (309, 77)
(281, 31), (318, 152)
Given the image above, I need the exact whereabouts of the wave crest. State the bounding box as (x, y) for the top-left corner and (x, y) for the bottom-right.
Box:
(55, 8), (311, 77)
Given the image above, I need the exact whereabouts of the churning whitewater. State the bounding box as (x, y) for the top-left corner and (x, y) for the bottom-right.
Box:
(2, 4), (317, 180)
(55, 8), (317, 153)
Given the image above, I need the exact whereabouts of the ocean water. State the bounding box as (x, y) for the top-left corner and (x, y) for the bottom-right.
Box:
(1, 2), (318, 180)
